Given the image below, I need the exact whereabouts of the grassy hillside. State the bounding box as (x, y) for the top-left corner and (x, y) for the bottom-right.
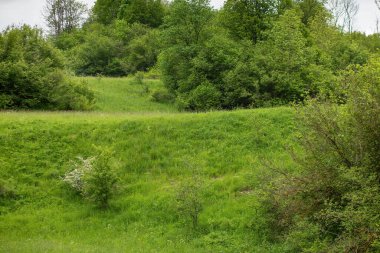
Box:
(81, 77), (177, 113)
(0, 78), (297, 252)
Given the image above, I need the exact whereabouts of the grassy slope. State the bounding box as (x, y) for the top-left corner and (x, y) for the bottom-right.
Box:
(0, 78), (297, 252)
(80, 77), (177, 113)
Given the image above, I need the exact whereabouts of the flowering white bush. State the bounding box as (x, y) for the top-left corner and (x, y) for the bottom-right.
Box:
(63, 153), (117, 209)
(63, 157), (95, 193)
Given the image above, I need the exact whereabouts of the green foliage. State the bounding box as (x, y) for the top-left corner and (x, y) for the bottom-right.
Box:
(160, 3), (258, 111)
(151, 88), (175, 103)
(92, 0), (122, 25)
(0, 25), (94, 110)
(64, 151), (118, 209)
(264, 57), (380, 251)
(126, 29), (162, 73)
(187, 82), (221, 111)
(118, 0), (166, 28)
(133, 71), (144, 84)
(296, 0), (326, 25)
(93, 0), (166, 27)
(253, 10), (310, 104)
(159, 2), (375, 111)
(219, 0), (290, 43)
(159, 0), (216, 110)
(39, 0), (379, 111)
(67, 22), (159, 76)
(308, 13), (369, 72)
(82, 151), (118, 209)
(162, 0), (213, 46)
(282, 220), (328, 252)
(176, 174), (203, 229)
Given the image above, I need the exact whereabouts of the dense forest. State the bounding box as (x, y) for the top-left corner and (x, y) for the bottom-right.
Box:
(0, 0), (380, 252)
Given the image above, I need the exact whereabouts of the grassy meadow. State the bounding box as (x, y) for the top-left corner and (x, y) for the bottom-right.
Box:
(0, 77), (298, 252)
(80, 77), (177, 113)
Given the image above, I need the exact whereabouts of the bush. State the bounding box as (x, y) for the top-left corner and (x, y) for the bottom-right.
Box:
(188, 83), (221, 111)
(176, 175), (203, 229)
(63, 157), (94, 193)
(82, 152), (118, 209)
(63, 152), (118, 209)
(0, 25), (94, 110)
(263, 57), (380, 251)
(151, 88), (175, 103)
(0, 179), (17, 201)
(133, 71), (144, 86)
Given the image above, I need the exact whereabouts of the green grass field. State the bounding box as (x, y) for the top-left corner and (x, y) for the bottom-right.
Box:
(80, 77), (177, 113)
(0, 77), (298, 252)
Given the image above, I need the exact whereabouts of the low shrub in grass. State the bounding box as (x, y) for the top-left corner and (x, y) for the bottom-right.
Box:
(0, 179), (17, 201)
(151, 88), (175, 103)
(176, 175), (203, 230)
(63, 152), (118, 209)
(133, 71), (144, 86)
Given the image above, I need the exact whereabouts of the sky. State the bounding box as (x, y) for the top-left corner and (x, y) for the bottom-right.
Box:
(0, 0), (379, 34)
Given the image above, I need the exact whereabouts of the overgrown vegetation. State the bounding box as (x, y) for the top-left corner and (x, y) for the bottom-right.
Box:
(263, 57), (380, 252)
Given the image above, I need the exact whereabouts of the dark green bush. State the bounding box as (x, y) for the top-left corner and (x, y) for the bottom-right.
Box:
(0, 25), (94, 110)
(187, 83), (221, 111)
(151, 88), (175, 103)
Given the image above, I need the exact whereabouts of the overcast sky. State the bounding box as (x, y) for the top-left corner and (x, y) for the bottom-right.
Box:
(0, 0), (379, 34)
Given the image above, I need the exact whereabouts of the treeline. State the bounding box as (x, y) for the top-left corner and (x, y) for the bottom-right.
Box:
(48, 0), (380, 111)
(1, 0), (380, 111)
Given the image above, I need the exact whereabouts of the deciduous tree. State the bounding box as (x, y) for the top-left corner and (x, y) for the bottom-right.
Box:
(43, 0), (87, 36)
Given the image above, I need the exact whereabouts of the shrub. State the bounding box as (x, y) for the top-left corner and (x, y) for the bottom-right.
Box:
(63, 157), (94, 193)
(0, 25), (94, 110)
(0, 179), (17, 201)
(151, 88), (175, 103)
(187, 83), (221, 111)
(133, 71), (144, 86)
(176, 175), (203, 229)
(263, 57), (380, 251)
(67, 22), (159, 77)
(82, 152), (118, 209)
(63, 152), (118, 209)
